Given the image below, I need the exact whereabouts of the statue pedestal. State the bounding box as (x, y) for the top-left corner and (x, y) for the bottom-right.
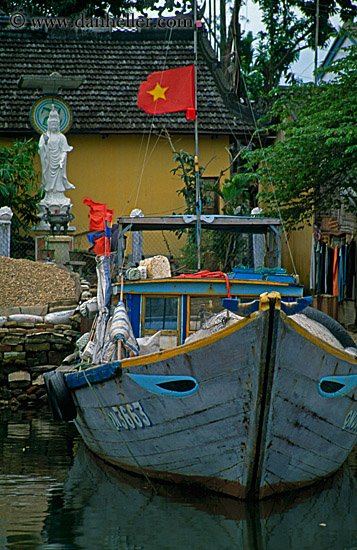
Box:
(47, 235), (72, 263)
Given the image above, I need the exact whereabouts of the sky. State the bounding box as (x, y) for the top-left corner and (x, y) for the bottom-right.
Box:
(231, 0), (342, 83)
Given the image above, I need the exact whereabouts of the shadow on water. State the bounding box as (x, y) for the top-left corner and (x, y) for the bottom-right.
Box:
(0, 409), (356, 550)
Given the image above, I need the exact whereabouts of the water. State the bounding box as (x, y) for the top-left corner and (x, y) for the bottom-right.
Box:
(0, 409), (356, 550)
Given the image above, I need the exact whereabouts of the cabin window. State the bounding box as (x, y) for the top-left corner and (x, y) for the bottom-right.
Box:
(188, 296), (226, 334)
(142, 296), (180, 349)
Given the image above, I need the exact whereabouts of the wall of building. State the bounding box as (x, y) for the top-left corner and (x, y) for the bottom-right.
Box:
(281, 223), (313, 292)
(52, 132), (229, 229)
(1, 131), (229, 226)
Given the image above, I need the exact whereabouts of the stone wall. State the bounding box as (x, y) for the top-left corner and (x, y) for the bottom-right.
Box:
(0, 300), (79, 410)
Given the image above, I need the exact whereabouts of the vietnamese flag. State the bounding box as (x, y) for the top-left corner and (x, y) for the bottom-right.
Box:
(137, 65), (195, 120)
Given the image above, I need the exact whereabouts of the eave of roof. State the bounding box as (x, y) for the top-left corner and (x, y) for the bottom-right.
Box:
(0, 21), (255, 138)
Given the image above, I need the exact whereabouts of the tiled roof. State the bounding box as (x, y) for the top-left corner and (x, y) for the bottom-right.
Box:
(0, 22), (255, 136)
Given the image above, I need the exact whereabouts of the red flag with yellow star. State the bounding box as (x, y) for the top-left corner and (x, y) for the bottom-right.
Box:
(137, 65), (195, 120)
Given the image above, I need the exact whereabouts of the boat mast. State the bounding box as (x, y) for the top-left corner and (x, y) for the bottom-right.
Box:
(194, 0), (201, 270)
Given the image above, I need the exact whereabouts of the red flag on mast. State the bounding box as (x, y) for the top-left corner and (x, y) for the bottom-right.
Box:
(137, 65), (195, 120)
(83, 197), (113, 231)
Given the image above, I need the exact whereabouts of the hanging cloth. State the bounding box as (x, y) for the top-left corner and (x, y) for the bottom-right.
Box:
(315, 241), (321, 294)
(324, 242), (329, 294)
(309, 233), (316, 291)
(338, 244), (345, 303)
(327, 246), (334, 295)
(332, 245), (339, 296)
(346, 240), (356, 299)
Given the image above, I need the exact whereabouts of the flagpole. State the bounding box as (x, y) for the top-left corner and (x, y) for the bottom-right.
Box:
(194, 0), (201, 271)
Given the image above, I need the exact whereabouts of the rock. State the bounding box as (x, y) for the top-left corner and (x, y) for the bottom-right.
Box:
(3, 351), (26, 364)
(25, 342), (51, 352)
(29, 364), (58, 374)
(48, 350), (69, 365)
(25, 332), (63, 344)
(26, 351), (49, 367)
(2, 336), (24, 346)
(51, 343), (73, 351)
(0, 345), (11, 352)
(8, 370), (31, 388)
(32, 374), (45, 386)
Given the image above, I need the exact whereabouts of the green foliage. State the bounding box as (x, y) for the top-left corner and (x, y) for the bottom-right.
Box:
(171, 149), (251, 271)
(171, 150), (213, 215)
(223, 0), (357, 106)
(240, 45), (357, 230)
(216, 173), (253, 216)
(0, 139), (43, 253)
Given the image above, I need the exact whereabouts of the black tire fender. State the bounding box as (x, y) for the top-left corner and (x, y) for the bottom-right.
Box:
(302, 306), (356, 350)
(44, 371), (77, 422)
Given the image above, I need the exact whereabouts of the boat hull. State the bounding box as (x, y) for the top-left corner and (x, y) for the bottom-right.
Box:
(65, 307), (357, 500)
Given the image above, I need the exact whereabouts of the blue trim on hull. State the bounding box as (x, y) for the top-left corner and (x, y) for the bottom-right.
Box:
(65, 361), (122, 389)
(318, 374), (357, 399)
(126, 373), (199, 397)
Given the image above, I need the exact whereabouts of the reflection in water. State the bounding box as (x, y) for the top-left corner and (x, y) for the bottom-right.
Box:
(0, 409), (356, 550)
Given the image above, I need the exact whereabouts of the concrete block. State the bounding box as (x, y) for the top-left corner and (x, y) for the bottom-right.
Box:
(48, 299), (78, 313)
(20, 305), (48, 316)
(0, 307), (21, 316)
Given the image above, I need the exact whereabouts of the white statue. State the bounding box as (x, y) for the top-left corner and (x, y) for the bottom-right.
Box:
(39, 105), (74, 194)
(37, 105), (75, 226)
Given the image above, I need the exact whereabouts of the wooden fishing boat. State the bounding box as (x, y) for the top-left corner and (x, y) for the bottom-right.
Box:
(44, 215), (357, 500)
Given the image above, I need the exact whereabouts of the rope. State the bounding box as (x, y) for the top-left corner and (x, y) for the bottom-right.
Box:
(175, 270), (231, 299)
(81, 367), (157, 494)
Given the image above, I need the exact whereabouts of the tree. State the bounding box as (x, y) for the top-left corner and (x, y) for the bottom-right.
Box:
(0, 139), (43, 256)
(237, 45), (357, 230)
(208, 0), (357, 106)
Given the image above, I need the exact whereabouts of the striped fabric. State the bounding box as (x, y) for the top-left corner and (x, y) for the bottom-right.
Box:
(109, 301), (139, 356)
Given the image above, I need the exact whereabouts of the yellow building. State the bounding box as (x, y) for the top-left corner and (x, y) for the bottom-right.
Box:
(0, 19), (256, 260)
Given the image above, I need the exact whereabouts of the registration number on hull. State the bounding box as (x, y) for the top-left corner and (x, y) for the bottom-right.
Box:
(107, 401), (152, 431)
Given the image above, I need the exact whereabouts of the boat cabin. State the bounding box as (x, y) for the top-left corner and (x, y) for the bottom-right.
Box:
(112, 216), (304, 349)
